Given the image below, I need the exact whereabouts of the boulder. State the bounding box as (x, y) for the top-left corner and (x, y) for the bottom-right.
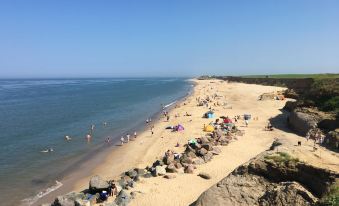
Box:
(166, 164), (178, 173)
(174, 162), (183, 169)
(193, 157), (205, 165)
(184, 165), (195, 174)
(114, 190), (131, 206)
(211, 147), (221, 155)
(125, 169), (138, 179)
(202, 143), (214, 151)
(135, 168), (146, 176)
(180, 154), (193, 164)
(203, 152), (213, 162)
(198, 148), (208, 156)
(198, 172), (211, 180)
(143, 172), (153, 178)
(200, 136), (210, 144)
(155, 165), (167, 176)
(163, 154), (175, 165)
(75, 199), (90, 206)
(89, 175), (109, 193)
(288, 111), (318, 136)
(52, 192), (86, 206)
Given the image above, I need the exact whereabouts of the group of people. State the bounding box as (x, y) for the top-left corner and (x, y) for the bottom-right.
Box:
(120, 131), (137, 145)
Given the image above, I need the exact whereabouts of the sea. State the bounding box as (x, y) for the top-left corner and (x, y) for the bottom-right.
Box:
(0, 78), (192, 206)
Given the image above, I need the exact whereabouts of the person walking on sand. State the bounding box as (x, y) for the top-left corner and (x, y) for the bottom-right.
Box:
(134, 131), (137, 138)
(146, 119), (149, 125)
(126, 133), (130, 142)
(120, 136), (125, 145)
(245, 119), (249, 127)
(151, 127), (154, 135)
(167, 115), (170, 122)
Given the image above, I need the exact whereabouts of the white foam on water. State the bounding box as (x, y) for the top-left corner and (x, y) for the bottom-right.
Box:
(164, 101), (177, 108)
(20, 180), (63, 206)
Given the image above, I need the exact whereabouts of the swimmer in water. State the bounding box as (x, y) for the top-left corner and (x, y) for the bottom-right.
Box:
(86, 134), (91, 142)
(65, 135), (71, 141)
(41, 148), (53, 153)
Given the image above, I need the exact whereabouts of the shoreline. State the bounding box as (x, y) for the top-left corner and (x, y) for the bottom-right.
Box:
(35, 79), (338, 206)
(32, 80), (194, 206)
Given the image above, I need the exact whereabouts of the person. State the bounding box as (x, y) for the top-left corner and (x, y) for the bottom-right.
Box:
(41, 148), (53, 153)
(103, 122), (107, 127)
(86, 134), (91, 142)
(245, 119), (248, 127)
(151, 127), (154, 135)
(146, 119), (149, 124)
(126, 133), (130, 142)
(149, 117), (152, 123)
(65, 135), (71, 141)
(120, 136), (125, 145)
(167, 115), (170, 121)
(90, 124), (95, 134)
(105, 137), (110, 144)
(134, 131), (137, 138)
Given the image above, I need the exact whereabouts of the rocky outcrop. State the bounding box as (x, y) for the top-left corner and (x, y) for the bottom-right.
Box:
(288, 110), (318, 136)
(89, 175), (109, 193)
(192, 149), (339, 206)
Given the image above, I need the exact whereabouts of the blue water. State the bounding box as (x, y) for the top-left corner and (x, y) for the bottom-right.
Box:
(0, 78), (191, 206)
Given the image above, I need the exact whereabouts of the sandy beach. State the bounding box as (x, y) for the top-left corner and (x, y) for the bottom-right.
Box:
(43, 79), (338, 206)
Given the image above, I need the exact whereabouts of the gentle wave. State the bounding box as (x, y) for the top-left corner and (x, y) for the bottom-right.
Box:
(164, 101), (177, 108)
(20, 181), (63, 206)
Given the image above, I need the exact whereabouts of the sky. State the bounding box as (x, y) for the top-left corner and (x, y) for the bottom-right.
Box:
(0, 0), (338, 78)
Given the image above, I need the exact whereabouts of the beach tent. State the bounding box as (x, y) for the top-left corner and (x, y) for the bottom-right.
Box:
(204, 125), (214, 132)
(204, 111), (215, 118)
(223, 118), (233, 123)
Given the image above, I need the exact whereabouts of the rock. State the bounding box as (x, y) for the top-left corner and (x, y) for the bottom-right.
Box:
(180, 154), (193, 164)
(152, 159), (164, 167)
(117, 178), (128, 189)
(114, 190), (131, 206)
(198, 172), (211, 179)
(52, 192), (86, 206)
(193, 157), (205, 165)
(164, 174), (176, 179)
(202, 143), (214, 151)
(184, 164), (195, 174)
(125, 169), (138, 179)
(75, 199), (90, 206)
(163, 154), (175, 165)
(155, 165), (167, 176)
(174, 162), (183, 169)
(202, 152), (213, 162)
(192, 150), (339, 206)
(198, 148), (208, 156)
(135, 168), (146, 176)
(200, 136), (210, 143)
(166, 163), (178, 173)
(288, 111), (318, 136)
(133, 175), (140, 182)
(211, 147), (221, 155)
(143, 172), (153, 178)
(89, 175), (109, 193)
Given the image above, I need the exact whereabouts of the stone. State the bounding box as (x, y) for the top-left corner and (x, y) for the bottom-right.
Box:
(202, 143), (214, 151)
(155, 165), (167, 176)
(75, 199), (90, 206)
(166, 163), (178, 173)
(89, 175), (109, 193)
(193, 157), (205, 165)
(184, 164), (195, 174)
(163, 154), (175, 165)
(52, 192), (86, 206)
(135, 168), (146, 176)
(203, 152), (213, 162)
(198, 148), (208, 156)
(114, 190), (131, 206)
(198, 172), (211, 179)
(143, 172), (153, 178)
(164, 174), (176, 179)
(126, 169), (138, 179)
(180, 154), (193, 164)
(211, 147), (221, 155)
(174, 162), (183, 169)
(200, 136), (210, 143)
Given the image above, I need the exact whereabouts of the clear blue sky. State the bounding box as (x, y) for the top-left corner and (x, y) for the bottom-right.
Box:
(0, 0), (338, 78)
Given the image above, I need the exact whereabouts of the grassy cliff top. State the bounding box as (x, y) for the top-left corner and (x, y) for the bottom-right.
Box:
(241, 73), (339, 79)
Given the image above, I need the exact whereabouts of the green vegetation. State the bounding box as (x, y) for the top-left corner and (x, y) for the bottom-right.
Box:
(264, 152), (300, 165)
(318, 182), (339, 206)
(242, 73), (339, 79)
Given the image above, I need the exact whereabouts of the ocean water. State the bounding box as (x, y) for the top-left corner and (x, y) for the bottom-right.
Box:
(0, 78), (191, 206)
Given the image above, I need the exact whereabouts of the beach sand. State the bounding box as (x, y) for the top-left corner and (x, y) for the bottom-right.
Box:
(42, 79), (339, 206)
